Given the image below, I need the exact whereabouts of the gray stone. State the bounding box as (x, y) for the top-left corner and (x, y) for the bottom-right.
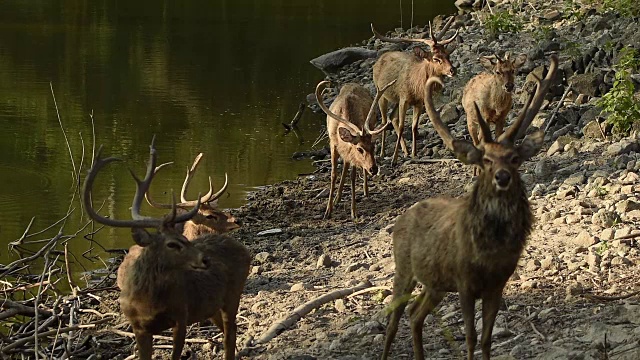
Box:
(578, 323), (635, 347)
(334, 298), (347, 313)
(564, 172), (586, 186)
(605, 139), (640, 156)
(317, 254), (333, 268)
(582, 120), (605, 140)
(547, 136), (572, 156)
(310, 47), (378, 73)
(543, 9), (562, 21)
(592, 210), (620, 227)
(440, 102), (460, 124)
(569, 72), (604, 97)
(535, 158), (552, 178)
(616, 199), (640, 213)
(255, 251), (273, 263)
(573, 230), (598, 247)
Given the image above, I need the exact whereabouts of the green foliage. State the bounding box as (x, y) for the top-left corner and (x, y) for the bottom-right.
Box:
(484, 11), (523, 37)
(597, 47), (640, 134)
(563, 41), (582, 59)
(602, 0), (640, 16)
(563, 0), (588, 21)
(533, 25), (555, 42)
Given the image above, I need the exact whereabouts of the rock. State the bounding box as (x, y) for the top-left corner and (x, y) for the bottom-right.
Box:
(317, 254), (333, 268)
(600, 228), (614, 240)
(290, 282), (312, 292)
(346, 263), (362, 272)
(565, 282), (583, 300)
(592, 210), (620, 227)
(334, 299), (347, 313)
(578, 323), (636, 347)
(582, 120), (604, 140)
(543, 10), (562, 21)
(604, 139), (640, 156)
(535, 158), (552, 178)
(569, 72), (604, 97)
(547, 137), (572, 156)
(440, 102), (460, 124)
(454, 0), (474, 10)
(564, 172), (586, 186)
(310, 47), (378, 73)
(616, 199), (640, 213)
(572, 230), (598, 247)
(256, 228), (283, 236)
(525, 259), (541, 272)
(255, 251), (273, 263)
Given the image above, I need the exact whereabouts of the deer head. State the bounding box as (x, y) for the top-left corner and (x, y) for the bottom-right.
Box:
(82, 137), (209, 270)
(371, 21), (458, 77)
(479, 52), (527, 93)
(144, 153), (240, 235)
(315, 79), (396, 176)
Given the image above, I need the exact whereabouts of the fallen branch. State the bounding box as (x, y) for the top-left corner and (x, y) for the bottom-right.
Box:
(251, 281), (372, 346)
(283, 103), (306, 133)
(544, 85), (572, 133)
(584, 289), (640, 302)
(346, 286), (391, 299)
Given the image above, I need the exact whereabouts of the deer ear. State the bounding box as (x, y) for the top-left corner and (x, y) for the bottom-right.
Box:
(452, 139), (482, 165)
(413, 47), (430, 60)
(479, 56), (495, 70)
(338, 127), (359, 144)
(517, 130), (544, 160)
(131, 228), (154, 247)
(513, 53), (527, 69)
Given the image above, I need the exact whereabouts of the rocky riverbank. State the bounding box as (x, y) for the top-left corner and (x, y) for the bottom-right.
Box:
(25, 1), (640, 359)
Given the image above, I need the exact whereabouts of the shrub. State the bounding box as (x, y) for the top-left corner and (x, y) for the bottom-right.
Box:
(484, 11), (523, 37)
(597, 47), (640, 134)
(602, 0), (640, 17)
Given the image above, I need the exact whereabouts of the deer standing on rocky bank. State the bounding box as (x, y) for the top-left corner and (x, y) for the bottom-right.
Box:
(382, 54), (558, 360)
(371, 21), (458, 165)
(83, 138), (250, 360)
(316, 80), (395, 219)
(463, 52), (528, 147)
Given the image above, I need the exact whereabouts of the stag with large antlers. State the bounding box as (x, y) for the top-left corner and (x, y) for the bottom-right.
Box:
(382, 55), (558, 360)
(463, 52), (528, 147)
(316, 80), (395, 219)
(371, 20), (458, 165)
(145, 153), (240, 239)
(83, 138), (250, 360)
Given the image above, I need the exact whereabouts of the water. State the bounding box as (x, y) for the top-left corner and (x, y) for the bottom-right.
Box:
(0, 0), (456, 270)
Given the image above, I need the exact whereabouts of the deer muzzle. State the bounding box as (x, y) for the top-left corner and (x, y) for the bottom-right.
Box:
(369, 164), (379, 176)
(494, 169), (512, 190)
(447, 67), (457, 77)
(504, 82), (515, 93)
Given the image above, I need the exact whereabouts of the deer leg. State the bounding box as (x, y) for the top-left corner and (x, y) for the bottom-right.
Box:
(494, 118), (505, 139)
(134, 331), (153, 360)
(410, 105), (422, 158)
(480, 288), (504, 360)
(350, 166), (357, 218)
(171, 322), (187, 360)
(363, 168), (369, 197)
(379, 97), (389, 157)
(459, 292), (478, 360)
(212, 310), (225, 334)
(335, 162), (349, 204)
(324, 148), (339, 219)
(382, 275), (417, 360)
(221, 310), (238, 360)
(391, 102), (408, 166)
(409, 288), (445, 360)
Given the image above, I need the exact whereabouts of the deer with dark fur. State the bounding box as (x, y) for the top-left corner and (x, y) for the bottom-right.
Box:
(84, 138), (250, 360)
(315, 80), (395, 219)
(371, 21), (458, 165)
(463, 52), (527, 147)
(381, 54), (558, 360)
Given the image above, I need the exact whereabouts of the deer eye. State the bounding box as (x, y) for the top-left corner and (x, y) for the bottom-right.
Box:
(357, 147), (365, 154)
(496, 71), (502, 75)
(433, 58), (442, 64)
(167, 241), (183, 251)
(483, 158), (493, 166)
(206, 214), (218, 220)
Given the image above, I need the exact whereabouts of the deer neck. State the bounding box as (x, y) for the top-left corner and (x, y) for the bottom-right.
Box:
(465, 175), (532, 254)
(126, 248), (183, 299)
(490, 74), (512, 104)
(409, 61), (435, 104)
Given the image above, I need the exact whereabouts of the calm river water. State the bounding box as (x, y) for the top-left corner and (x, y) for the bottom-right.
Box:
(0, 1), (456, 270)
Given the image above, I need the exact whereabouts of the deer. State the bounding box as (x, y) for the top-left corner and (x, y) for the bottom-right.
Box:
(371, 21), (458, 165)
(463, 52), (528, 147)
(145, 152), (240, 239)
(315, 79), (396, 219)
(381, 54), (557, 360)
(83, 138), (251, 360)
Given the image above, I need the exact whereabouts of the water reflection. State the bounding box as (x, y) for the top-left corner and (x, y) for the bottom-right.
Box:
(0, 0), (456, 269)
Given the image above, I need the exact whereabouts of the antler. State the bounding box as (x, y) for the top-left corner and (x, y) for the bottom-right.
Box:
(371, 23), (435, 47)
(365, 79), (397, 135)
(83, 136), (200, 229)
(146, 154), (229, 209)
(498, 54), (559, 143)
(424, 77), (492, 149)
(315, 81), (364, 136)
